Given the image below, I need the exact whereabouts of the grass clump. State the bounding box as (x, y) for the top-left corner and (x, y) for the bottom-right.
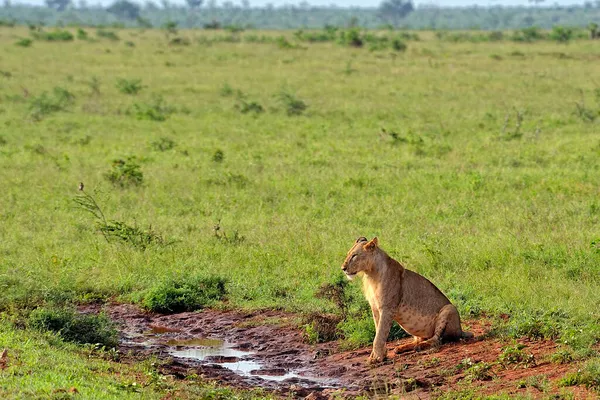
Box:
(28, 307), (118, 348)
(116, 78), (144, 95)
(559, 359), (600, 391)
(277, 90), (307, 116)
(105, 157), (143, 188)
(151, 137), (176, 152)
(15, 38), (33, 47)
(143, 275), (227, 314)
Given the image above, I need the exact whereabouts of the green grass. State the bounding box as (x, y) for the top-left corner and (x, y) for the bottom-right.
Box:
(1, 24), (600, 395)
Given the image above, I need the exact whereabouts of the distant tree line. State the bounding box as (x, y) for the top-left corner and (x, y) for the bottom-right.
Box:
(0, 0), (599, 30)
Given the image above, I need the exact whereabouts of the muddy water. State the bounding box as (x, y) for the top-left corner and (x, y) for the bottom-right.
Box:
(167, 338), (306, 382)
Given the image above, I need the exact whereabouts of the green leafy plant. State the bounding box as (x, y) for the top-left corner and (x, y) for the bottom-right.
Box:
(32, 29), (74, 41)
(143, 275), (227, 314)
(76, 28), (88, 40)
(132, 95), (174, 121)
(96, 29), (120, 41)
(559, 359), (600, 390)
(74, 185), (169, 250)
(15, 38), (33, 47)
(105, 157), (143, 188)
(151, 137), (176, 152)
(116, 78), (144, 95)
(28, 87), (75, 121)
(277, 90), (307, 116)
(498, 343), (536, 367)
(28, 307), (118, 348)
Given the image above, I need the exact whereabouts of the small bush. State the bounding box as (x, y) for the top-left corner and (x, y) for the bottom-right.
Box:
(144, 275), (227, 314)
(132, 95), (174, 121)
(163, 21), (178, 35)
(463, 361), (494, 382)
(116, 78), (144, 95)
(235, 98), (264, 114)
(559, 359), (600, 390)
(151, 137), (176, 152)
(212, 149), (224, 162)
(15, 38), (33, 47)
(96, 29), (120, 41)
(100, 220), (166, 250)
(339, 28), (363, 47)
(552, 349), (575, 364)
(302, 312), (342, 344)
(77, 28), (88, 40)
(391, 38), (407, 52)
(277, 90), (307, 116)
(550, 26), (574, 43)
(498, 343), (536, 367)
(169, 37), (190, 46)
(28, 307), (118, 348)
(28, 87), (75, 121)
(32, 30), (74, 41)
(105, 156), (143, 188)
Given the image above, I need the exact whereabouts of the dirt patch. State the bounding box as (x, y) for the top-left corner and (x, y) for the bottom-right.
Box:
(82, 303), (594, 399)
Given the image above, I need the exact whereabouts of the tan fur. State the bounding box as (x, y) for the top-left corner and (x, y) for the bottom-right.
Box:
(341, 237), (473, 363)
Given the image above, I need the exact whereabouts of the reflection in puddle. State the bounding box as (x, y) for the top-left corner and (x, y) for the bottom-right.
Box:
(168, 338), (307, 383)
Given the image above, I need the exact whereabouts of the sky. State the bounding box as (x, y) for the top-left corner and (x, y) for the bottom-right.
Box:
(10, 0), (589, 9)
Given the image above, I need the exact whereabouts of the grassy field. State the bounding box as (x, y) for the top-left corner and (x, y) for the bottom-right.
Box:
(1, 25), (600, 398)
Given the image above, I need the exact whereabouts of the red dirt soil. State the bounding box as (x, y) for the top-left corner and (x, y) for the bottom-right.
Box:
(82, 303), (596, 399)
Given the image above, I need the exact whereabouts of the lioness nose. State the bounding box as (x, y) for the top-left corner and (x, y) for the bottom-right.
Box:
(341, 265), (347, 271)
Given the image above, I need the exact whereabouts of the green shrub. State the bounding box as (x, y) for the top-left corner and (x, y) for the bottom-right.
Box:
(28, 87), (75, 121)
(391, 38), (407, 52)
(132, 95), (174, 121)
(96, 29), (120, 41)
(339, 28), (363, 47)
(28, 307), (118, 348)
(151, 137), (176, 152)
(105, 156), (143, 188)
(143, 275), (227, 314)
(559, 359), (600, 390)
(32, 30), (74, 41)
(77, 28), (88, 40)
(550, 26), (574, 43)
(169, 37), (190, 46)
(235, 98), (264, 114)
(302, 312), (342, 344)
(498, 343), (536, 367)
(277, 90), (307, 116)
(116, 78), (144, 95)
(15, 38), (33, 47)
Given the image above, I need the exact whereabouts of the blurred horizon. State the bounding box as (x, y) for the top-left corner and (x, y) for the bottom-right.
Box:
(6, 0), (591, 9)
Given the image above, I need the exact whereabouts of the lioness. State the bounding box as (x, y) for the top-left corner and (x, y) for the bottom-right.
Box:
(341, 237), (473, 363)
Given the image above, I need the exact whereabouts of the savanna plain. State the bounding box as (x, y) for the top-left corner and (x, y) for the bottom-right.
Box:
(1, 25), (600, 399)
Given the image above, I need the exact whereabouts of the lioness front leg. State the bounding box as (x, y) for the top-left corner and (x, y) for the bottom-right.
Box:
(369, 310), (393, 364)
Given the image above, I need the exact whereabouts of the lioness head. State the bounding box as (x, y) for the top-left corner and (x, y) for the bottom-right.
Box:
(341, 237), (379, 280)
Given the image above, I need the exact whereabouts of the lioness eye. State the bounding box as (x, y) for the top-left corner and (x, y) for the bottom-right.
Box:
(350, 254), (357, 260)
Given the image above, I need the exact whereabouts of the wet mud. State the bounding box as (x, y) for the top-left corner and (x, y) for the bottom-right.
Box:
(82, 303), (595, 399)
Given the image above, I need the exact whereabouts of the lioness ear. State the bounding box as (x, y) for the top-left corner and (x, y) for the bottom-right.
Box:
(364, 237), (378, 251)
(356, 237), (368, 243)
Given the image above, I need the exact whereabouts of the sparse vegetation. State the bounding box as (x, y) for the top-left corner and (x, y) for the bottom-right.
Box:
(0, 23), (599, 399)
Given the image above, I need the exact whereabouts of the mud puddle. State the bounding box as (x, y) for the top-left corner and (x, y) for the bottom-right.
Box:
(83, 303), (595, 399)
